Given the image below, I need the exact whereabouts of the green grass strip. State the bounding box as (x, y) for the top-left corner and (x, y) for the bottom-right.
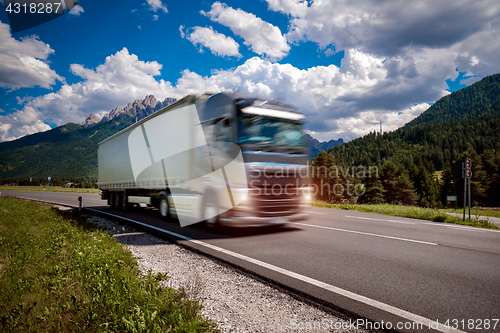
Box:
(312, 201), (499, 230)
(0, 197), (218, 332)
(0, 186), (100, 194)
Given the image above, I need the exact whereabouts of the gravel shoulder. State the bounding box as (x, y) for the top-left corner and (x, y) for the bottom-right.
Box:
(62, 207), (367, 333)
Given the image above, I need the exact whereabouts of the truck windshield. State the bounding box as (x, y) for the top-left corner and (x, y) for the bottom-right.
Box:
(237, 115), (304, 148)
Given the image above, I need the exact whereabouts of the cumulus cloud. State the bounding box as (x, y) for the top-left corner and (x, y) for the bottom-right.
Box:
(0, 48), (176, 141)
(145, 0), (167, 13)
(0, 107), (51, 142)
(159, 51), (445, 141)
(267, 0), (498, 54)
(0, 44), (484, 142)
(202, 2), (290, 61)
(265, 0), (500, 77)
(1, 47), (447, 142)
(0, 22), (63, 89)
(186, 26), (241, 58)
(68, 4), (84, 16)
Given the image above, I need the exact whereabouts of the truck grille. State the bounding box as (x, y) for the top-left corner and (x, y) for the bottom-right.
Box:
(247, 171), (307, 218)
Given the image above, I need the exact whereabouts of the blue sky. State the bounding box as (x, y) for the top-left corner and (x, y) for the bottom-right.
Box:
(1, 0), (499, 142)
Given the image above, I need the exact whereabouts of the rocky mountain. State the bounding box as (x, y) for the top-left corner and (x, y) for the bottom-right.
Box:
(80, 113), (101, 127)
(79, 95), (177, 128)
(303, 134), (344, 158)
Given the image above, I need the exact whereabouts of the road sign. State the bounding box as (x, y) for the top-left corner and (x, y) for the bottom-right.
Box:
(451, 161), (462, 179)
(48, 177), (51, 181)
(465, 158), (472, 178)
(447, 196), (457, 202)
(451, 160), (474, 179)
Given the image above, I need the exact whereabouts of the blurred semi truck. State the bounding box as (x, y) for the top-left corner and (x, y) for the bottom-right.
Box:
(98, 92), (310, 227)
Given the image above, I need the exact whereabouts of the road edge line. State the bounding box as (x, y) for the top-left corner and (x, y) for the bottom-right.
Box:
(85, 207), (463, 333)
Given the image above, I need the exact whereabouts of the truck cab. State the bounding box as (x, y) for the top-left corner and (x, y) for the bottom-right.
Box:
(197, 92), (310, 227)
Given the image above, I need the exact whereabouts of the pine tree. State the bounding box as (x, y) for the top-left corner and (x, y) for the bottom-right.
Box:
(358, 174), (385, 204)
(396, 172), (418, 206)
(380, 161), (399, 204)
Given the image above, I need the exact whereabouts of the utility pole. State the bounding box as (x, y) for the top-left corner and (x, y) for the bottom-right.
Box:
(380, 121), (382, 135)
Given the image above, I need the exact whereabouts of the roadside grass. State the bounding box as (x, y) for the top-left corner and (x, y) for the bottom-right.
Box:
(312, 201), (499, 230)
(0, 186), (100, 194)
(0, 197), (218, 333)
(440, 207), (500, 219)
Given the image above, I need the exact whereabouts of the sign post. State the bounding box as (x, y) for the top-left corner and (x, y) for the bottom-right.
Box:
(48, 176), (51, 192)
(462, 158), (472, 221)
(451, 160), (473, 220)
(466, 158), (472, 220)
(463, 162), (466, 221)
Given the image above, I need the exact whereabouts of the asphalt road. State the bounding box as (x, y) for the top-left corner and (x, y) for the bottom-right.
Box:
(3, 190), (499, 333)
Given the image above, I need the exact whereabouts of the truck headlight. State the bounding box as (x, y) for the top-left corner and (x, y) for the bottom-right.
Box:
(301, 186), (312, 203)
(232, 187), (248, 202)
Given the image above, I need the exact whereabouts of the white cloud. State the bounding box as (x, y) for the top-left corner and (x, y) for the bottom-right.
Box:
(0, 44), (486, 142)
(68, 4), (84, 16)
(0, 22), (63, 89)
(166, 51), (449, 141)
(186, 26), (241, 58)
(0, 107), (51, 142)
(265, 0), (500, 77)
(0, 48), (176, 141)
(203, 2), (290, 61)
(145, 0), (167, 13)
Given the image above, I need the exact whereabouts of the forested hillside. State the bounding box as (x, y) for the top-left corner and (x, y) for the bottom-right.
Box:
(404, 73), (500, 129)
(314, 115), (500, 207)
(331, 115), (500, 171)
(0, 116), (135, 184)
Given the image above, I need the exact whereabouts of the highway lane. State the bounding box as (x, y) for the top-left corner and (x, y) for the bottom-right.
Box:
(3, 190), (499, 333)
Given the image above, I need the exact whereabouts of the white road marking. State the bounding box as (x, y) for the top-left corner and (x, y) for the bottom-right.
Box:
(85, 208), (462, 333)
(445, 225), (486, 232)
(345, 214), (495, 233)
(291, 222), (438, 246)
(345, 215), (415, 225)
(305, 211), (327, 215)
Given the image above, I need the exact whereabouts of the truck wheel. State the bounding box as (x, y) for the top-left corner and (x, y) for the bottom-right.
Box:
(120, 192), (129, 211)
(159, 195), (170, 221)
(203, 197), (219, 228)
(114, 192), (121, 210)
(110, 192), (116, 209)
